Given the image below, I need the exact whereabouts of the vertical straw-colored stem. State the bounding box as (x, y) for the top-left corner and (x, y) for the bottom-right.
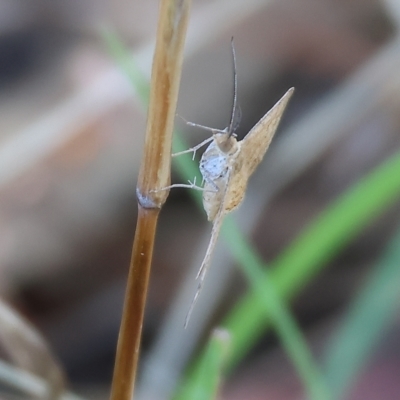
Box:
(110, 1), (191, 399)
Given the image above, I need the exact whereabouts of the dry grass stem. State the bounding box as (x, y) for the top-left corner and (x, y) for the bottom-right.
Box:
(109, 1), (191, 399)
(0, 299), (65, 399)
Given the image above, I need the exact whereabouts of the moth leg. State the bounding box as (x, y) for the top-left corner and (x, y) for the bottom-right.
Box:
(151, 177), (217, 193)
(186, 121), (227, 135)
(172, 137), (213, 160)
(185, 121), (237, 138)
(179, 114), (228, 136)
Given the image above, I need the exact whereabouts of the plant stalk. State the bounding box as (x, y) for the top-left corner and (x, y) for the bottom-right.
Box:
(110, 1), (191, 399)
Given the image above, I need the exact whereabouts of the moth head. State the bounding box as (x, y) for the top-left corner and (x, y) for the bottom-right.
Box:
(213, 128), (239, 155)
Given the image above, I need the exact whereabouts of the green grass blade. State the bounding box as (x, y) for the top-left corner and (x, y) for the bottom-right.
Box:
(178, 150), (400, 399)
(219, 150), (400, 369)
(174, 213), (331, 400)
(323, 223), (400, 398)
(174, 329), (231, 400)
(221, 217), (331, 399)
(101, 27), (150, 104)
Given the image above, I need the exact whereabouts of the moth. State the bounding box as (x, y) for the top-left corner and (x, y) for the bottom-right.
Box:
(162, 40), (294, 326)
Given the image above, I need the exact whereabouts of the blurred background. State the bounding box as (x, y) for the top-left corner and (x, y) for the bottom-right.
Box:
(1, 0), (400, 399)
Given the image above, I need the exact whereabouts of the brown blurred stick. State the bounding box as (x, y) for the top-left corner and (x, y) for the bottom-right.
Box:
(109, 1), (191, 399)
(0, 299), (65, 400)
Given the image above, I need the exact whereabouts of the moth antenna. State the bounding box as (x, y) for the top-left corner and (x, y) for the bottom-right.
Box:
(227, 37), (238, 138)
(232, 104), (242, 132)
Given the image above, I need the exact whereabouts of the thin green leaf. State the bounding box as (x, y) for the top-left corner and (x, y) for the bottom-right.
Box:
(221, 218), (330, 399)
(101, 27), (150, 104)
(175, 329), (231, 400)
(179, 150), (400, 399)
(323, 223), (400, 398)
(220, 149), (400, 366)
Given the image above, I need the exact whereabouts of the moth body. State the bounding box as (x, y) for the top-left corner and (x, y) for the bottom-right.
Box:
(199, 141), (229, 183)
(199, 132), (242, 221)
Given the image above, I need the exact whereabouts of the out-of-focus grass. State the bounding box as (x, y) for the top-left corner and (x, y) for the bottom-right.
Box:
(174, 329), (231, 400)
(323, 222), (400, 398)
(104, 28), (400, 400)
(0, 360), (85, 400)
(217, 149), (400, 369)
(176, 149), (400, 399)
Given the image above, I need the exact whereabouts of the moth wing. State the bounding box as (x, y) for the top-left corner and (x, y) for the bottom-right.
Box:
(202, 177), (226, 221)
(239, 87), (294, 177)
(224, 153), (247, 213)
(184, 170), (232, 327)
